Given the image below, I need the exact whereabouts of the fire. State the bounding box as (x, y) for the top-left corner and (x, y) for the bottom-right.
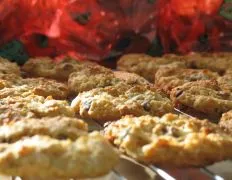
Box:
(0, 0), (230, 61)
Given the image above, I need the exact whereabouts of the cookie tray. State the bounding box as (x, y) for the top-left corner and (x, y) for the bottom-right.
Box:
(2, 109), (232, 180)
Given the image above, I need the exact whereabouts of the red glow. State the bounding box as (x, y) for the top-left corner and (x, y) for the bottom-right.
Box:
(155, 0), (232, 53)
(0, 0), (156, 60)
(0, 0), (230, 60)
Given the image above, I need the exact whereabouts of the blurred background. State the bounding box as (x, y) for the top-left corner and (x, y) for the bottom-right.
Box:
(0, 0), (231, 67)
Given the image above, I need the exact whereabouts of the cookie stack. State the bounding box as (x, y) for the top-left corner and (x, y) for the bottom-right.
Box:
(0, 57), (119, 179)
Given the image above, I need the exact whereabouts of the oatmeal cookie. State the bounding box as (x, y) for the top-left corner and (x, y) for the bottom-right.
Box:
(55, 57), (96, 80)
(0, 57), (20, 75)
(0, 85), (34, 99)
(0, 95), (75, 123)
(68, 65), (119, 94)
(21, 57), (57, 78)
(170, 80), (232, 116)
(22, 57), (96, 81)
(0, 73), (23, 89)
(185, 52), (232, 74)
(225, 69), (232, 76)
(71, 83), (173, 121)
(117, 54), (186, 81)
(219, 110), (232, 133)
(155, 68), (219, 95)
(22, 78), (69, 99)
(68, 65), (150, 94)
(104, 113), (232, 167)
(0, 132), (119, 178)
(217, 74), (232, 92)
(0, 116), (88, 143)
(113, 71), (150, 85)
(0, 77), (68, 99)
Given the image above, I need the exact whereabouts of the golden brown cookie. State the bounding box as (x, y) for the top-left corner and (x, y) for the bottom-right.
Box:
(104, 113), (232, 167)
(71, 83), (173, 121)
(0, 83), (68, 101)
(113, 71), (150, 85)
(22, 56), (96, 81)
(0, 76), (68, 99)
(0, 116), (88, 143)
(0, 85), (33, 99)
(217, 74), (232, 92)
(0, 95), (75, 124)
(0, 132), (119, 178)
(22, 78), (69, 99)
(155, 68), (219, 95)
(185, 52), (232, 74)
(68, 64), (150, 95)
(0, 59), (21, 89)
(0, 73), (22, 89)
(117, 54), (186, 81)
(225, 69), (232, 76)
(0, 57), (20, 75)
(68, 65), (119, 94)
(170, 80), (232, 116)
(21, 57), (57, 78)
(55, 57), (96, 80)
(219, 110), (232, 133)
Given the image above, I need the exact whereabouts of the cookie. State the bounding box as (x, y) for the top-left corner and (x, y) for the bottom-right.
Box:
(0, 132), (119, 178)
(0, 116), (88, 143)
(22, 78), (69, 99)
(21, 57), (57, 78)
(0, 77), (68, 99)
(0, 73), (22, 89)
(104, 113), (232, 167)
(55, 57), (96, 80)
(0, 57), (21, 75)
(68, 65), (150, 95)
(225, 69), (232, 76)
(170, 80), (232, 116)
(0, 85), (34, 99)
(217, 74), (232, 92)
(71, 83), (173, 121)
(219, 110), (232, 133)
(117, 54), (186, 81)
(68, 65), (119, 94)
(185, 52), (232, 74)
(113, 71), (150, 85)
(155, 68), (219, 95)
(0, 95), (75, 124)
(22, 56), (96, 81)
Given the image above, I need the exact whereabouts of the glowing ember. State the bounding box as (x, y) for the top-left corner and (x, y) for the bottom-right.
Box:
(0, 0), (231, 61)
